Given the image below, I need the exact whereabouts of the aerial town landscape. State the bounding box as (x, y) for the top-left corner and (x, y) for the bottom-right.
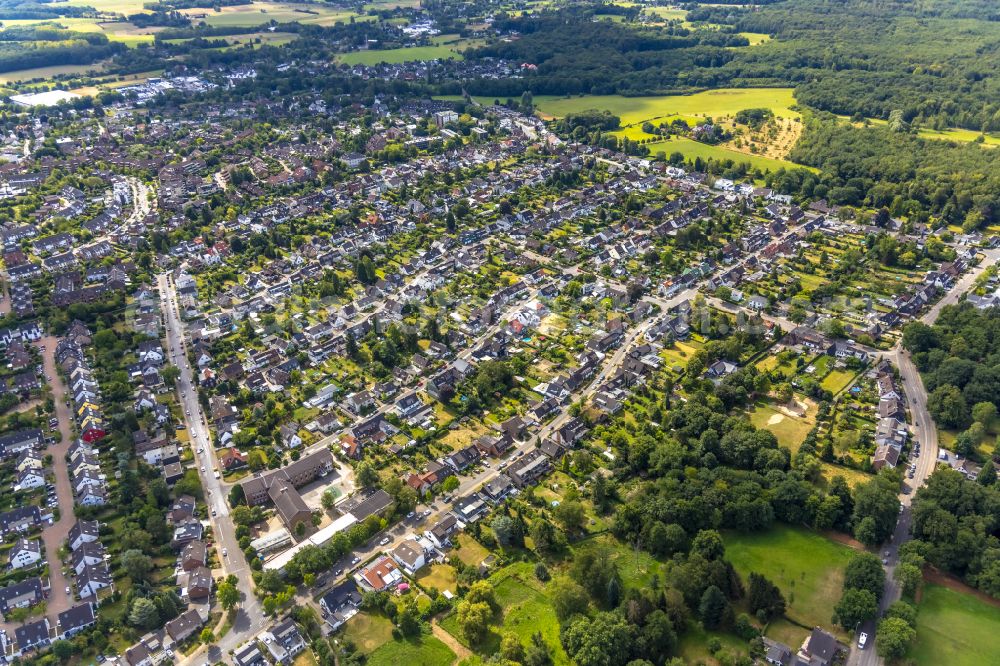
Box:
(0, 1), (998, 666)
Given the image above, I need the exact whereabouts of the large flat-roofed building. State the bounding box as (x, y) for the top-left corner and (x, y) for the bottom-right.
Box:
(10, 90), (81, 108)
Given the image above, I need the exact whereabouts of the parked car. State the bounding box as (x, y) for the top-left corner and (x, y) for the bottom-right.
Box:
(858, 632), (868, 649)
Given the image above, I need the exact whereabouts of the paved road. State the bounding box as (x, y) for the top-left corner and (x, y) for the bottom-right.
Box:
(159, 273), (264, 665)
(0, 336), (81, 634)
(847, 250), (997, 666)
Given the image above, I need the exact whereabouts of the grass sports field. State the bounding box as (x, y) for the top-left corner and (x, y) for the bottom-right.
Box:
(724, 525), (854, 635)
(909, 584), (1000, 666)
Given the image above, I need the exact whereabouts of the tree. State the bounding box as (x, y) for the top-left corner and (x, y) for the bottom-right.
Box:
(356, 461), (378, 488)
(524, 631), (552, 666)
(218, 581), (240, 611)
(122, 549), (154, 582)
(553, 500), (585, 533)
(491, 515), (524, 547)
(691, 530), (725, 561)
(698, 585), (731, 630)
(52, 640), (74, 660)
(200, 627), (215, 644)
(561, 612), (635, 666)
(638, 609), (676, 660)
(747, 573), (786, 621)
(834, 588), (877, 629)
(548, 576), (590, 621)
(128, 597), (161, 630)
(972, 401), (998, 427)
(978, 460), (997, 486)
(466, 580), (497, 610)
(844, 553), (886, 599)
(894, 563), (923, 598)
(321, 489), (338, 510)
(852, 475), (900, 546)
(457, 600), (492, 644)
(163, 365), (180, 385)
(531, 517), (558, 553)
(876, 616), (916, 659)
(500, 632), (526, 663)
(927, 384), (970, 429)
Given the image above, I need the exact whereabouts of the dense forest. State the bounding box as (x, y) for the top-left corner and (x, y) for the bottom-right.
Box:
(903, 304), (1000, 447)
(464, 10), (748, 97)
(693, 0), (1000, 131)
(0, 29), (123, 74)
(0, 0), (94, 20)
(783, 116), (1000, 227)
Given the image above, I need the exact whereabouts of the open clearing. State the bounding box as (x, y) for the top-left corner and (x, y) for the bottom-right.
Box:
(440, 565), (569, 665)
(909, 584), (1000, 666)
(748, 398), (817, 452)
(366, 634), (455, 666)
(725, 525), (854, 635)
(649, 135), (811, 172)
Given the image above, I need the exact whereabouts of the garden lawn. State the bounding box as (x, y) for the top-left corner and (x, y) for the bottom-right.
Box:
(341, 612), (393, 654)
(416, 563), (458, 594)
(908, 584), (1000, 666)
(366, 635), (455, 666)
(454, 533), (491, 567)
(724, 525), (854, 635)
(820, 368), (856, 394)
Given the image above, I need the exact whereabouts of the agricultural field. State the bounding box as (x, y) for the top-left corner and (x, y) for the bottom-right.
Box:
(63, 0), (149, 14)
(0, 18), (159, 47)
(339, 44), (463, 65)
(724, 525), (855, 636)
(532, 88), (800, 128)
(180, 2), (368, 28)
(0, 62), (106, 83)
(909, 584), (1000, 666)
(164, 32), (299, 49)
(338, 34), (483, 65)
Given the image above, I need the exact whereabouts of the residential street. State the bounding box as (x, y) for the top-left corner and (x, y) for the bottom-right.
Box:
(847, 250), (997, 666)
(0, 336), (80, 634)
(158, 273), (265, 664)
